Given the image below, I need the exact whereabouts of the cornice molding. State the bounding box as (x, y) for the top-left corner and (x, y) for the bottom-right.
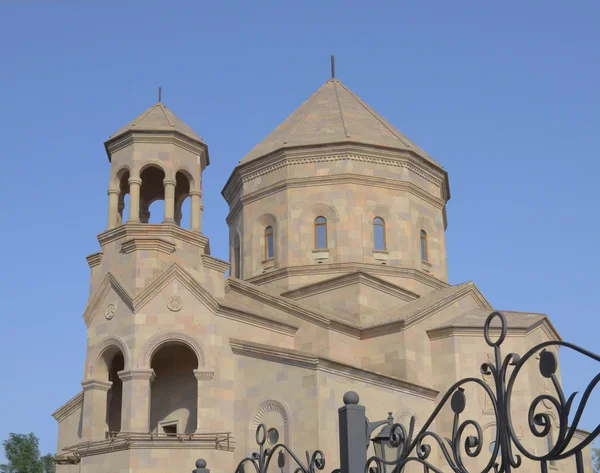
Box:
(223, 144), (448, 204)
(427, 326), (528, 341)
(225, 278), (361, 337)
(121, 237), (176, 255)
(83, 263), (299, 337)
(425, 313), (560, 342)
(230, 338), (438, 400)
(245, 263), (449, 292)
(105, 131), (208, 168)
(218, 300), (298, 337)
(201, 254), (230, 273)
(234, 174), (444, 223)
(97, 223), (209, 251)
(86, 252), (103, 268)
(52, 391), (83, 422)
(371, 283), (492, 331)
(280, 271), (419, 303)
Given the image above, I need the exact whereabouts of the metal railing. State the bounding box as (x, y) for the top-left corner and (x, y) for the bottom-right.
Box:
(228, 311), (599, 473)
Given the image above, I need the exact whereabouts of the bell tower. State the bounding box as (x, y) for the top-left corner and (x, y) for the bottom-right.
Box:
(104, 98), (209, 232)
(90, 99), (224, 298)
(66, 99), (231, 472)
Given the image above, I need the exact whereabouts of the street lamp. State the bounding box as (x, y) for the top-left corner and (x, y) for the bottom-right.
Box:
(368, 413), (403, 473)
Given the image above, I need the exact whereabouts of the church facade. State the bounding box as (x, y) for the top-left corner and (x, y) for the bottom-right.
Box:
(52, 75), (590, 473)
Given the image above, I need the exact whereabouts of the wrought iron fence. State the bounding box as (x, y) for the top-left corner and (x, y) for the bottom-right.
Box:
(195, 311), (599, 473)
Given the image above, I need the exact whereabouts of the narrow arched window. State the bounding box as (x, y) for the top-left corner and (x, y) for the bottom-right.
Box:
(233, 237), (241, 278)
(264, 226), (274, 259)
(420, 230), (428, 262)
(373, 217), (386, 251)
(314, 217), (327, 249)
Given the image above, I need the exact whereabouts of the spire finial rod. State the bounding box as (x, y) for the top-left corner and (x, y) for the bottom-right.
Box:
(331, 55), (335, 79)
(158, 86), (162, 103)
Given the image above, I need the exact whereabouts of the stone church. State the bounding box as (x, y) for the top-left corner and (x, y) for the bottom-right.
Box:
(51, 73), (591, 473)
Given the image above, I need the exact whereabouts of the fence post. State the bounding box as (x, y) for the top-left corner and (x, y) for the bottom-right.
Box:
(338, 392), (367, 473)
(193, 459), (210, 473)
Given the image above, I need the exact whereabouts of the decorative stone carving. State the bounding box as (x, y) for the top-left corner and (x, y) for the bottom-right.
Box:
(81, 379), (113, 392)
(194, 369), (215, 381)
(118, 369), (156, 382)
(167, 295), (183, 312)
(250, 399), (291, 430)
(105, 303), (116, 320)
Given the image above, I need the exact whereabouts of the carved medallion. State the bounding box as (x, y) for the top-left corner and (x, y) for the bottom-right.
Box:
(105, 304), (116, 320)
(167, 295), (183, 312)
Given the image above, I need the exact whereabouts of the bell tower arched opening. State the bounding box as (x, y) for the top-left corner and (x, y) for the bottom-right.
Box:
(116, 169), (130, 225)
(140, 166), (166, 224)
(150, 343), (198, 434)
(175, 171), (193, 229)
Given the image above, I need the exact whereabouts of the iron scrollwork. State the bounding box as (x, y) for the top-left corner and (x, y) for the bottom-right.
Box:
(365, 311), (600, 473)
(235, 423), (326, 473)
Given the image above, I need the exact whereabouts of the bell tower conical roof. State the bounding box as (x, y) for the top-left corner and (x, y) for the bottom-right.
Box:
(240, 78), (440, 167)
(108, 102), (205, 146)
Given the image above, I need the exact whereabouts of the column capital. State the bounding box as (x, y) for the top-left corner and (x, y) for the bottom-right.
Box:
(118, 369), (155, 382)
(163, 178), (177, 186)
(189, 190), (202, 197)
(107, 188), (120, 195)
(81, 379), (112, 392)
(128, 178), (142, 186)
(193, 369), (215, 381)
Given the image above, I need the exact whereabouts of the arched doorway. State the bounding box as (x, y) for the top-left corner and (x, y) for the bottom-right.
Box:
(150, 343), (199, 434)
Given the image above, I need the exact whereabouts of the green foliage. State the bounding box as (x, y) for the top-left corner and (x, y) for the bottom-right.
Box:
(39, 455), (55, 473)
(0, 434), (54, 473)
(593, 442), (600, 473)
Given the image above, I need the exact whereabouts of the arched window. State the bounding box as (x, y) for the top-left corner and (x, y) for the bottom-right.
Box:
(314, 217), (327, 249)
(373, 217), (386, 251)
(420, 230), (428, 262)
(234, 236), (241, 278)
(264, 226), (274, 259)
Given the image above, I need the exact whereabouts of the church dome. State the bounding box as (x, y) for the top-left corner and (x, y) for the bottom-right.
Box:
(240, 78), (441, 168)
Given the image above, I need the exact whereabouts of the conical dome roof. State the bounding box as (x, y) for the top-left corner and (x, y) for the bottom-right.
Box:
(241, 78), (439, 166)
(108, 102), (204, 144)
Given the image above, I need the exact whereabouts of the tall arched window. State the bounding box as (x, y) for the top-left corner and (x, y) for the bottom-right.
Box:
(234, 236), (241, 278)
(314, 217), (327, 249)
(264, 226), (274, 259)
(373, 217), (386, 251)
(420, 230), (428, 262)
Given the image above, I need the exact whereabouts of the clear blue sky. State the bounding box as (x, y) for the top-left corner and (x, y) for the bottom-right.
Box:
(0, 0), (598, 461)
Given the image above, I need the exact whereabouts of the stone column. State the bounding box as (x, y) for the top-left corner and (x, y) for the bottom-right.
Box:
(190, 190), (203, 233)
(194, 369), (216, 431)
(128, 178), (142, 223)
(81, 379), (112, 440)
(107, 189), (120, 229)
(163, 179), (176, 223)
(119, 369), (155, 432)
